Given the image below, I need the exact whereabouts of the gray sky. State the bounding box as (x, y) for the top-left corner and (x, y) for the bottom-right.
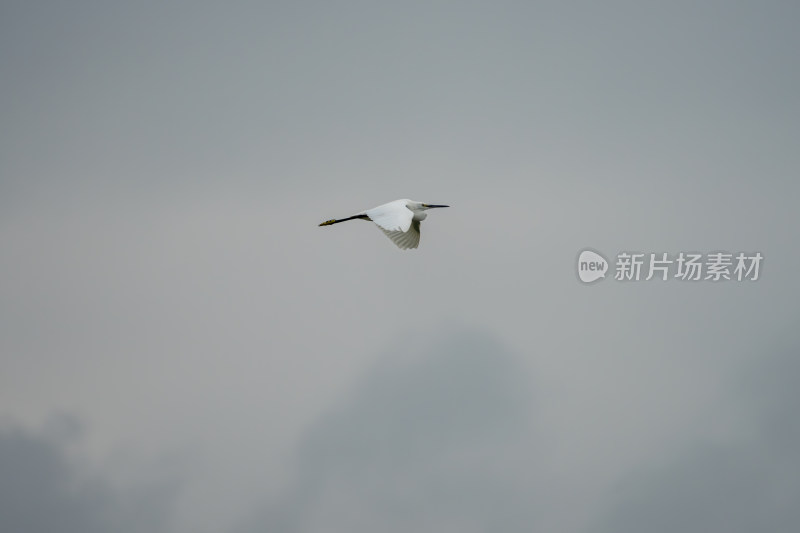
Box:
(1, 1), (799, 532)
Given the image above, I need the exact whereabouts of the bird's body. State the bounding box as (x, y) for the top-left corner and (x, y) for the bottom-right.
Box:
(319, 199), (449, 250)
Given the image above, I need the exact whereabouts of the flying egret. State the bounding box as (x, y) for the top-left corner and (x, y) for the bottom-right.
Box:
(319, 199), (449, 250)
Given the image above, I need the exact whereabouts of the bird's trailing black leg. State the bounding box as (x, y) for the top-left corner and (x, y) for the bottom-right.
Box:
(319, 214), (370, 226)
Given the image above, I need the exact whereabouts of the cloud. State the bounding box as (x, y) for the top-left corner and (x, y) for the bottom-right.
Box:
(239, 327), (538, 533)
(598, 338), (800, 533)
(0, 414), (177, 533)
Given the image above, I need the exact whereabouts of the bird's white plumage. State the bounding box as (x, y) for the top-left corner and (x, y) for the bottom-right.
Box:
(364, 199), (414, 233)
(379, 219), (421, 250)
(319, 198), (448, 250)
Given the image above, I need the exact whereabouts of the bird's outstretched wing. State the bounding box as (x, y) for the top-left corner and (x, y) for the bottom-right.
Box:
(378, 220), (421, 250)
(365, 201), (419, 249)
(365, 201), (414, 232)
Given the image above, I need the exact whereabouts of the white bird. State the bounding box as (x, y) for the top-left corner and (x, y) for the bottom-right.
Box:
(319, 199), (450, 250)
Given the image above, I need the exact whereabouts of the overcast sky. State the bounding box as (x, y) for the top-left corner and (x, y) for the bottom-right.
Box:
(1, 1), (799, 532)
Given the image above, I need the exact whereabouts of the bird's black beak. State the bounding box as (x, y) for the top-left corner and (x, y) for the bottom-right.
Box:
(425, 204), (449, 208)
